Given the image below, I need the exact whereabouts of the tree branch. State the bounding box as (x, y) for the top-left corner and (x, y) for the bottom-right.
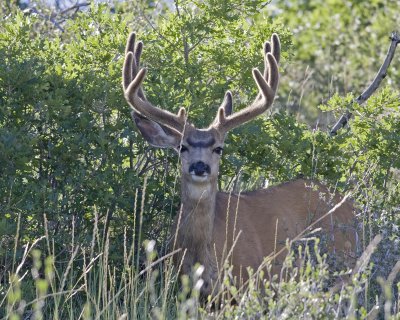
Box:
(60, 2), (90, 15)
(330, 31), (400, 136)
(23, 7), (65, 32)
(21, 2), (91, 33)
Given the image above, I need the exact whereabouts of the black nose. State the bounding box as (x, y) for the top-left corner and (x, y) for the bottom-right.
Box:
(189, 161), (211, 176)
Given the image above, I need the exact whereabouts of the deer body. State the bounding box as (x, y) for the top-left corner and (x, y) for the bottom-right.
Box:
(122, 33), (357, 297)
(174, 176), (356, 295)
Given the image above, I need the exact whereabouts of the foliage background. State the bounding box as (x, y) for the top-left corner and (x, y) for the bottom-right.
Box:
(0, 0), (399, 318)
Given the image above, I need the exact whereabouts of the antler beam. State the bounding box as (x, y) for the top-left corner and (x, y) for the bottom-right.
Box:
(123, 33), (187, 133)
(212, 33), (281, 134)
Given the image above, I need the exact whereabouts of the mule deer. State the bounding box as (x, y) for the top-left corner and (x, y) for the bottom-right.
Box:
(122, 33), (357, 297)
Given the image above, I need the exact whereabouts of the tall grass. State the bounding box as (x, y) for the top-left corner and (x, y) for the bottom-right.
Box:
(1, 184), (399, 319)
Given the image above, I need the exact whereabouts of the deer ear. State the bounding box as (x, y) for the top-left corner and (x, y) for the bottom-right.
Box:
(131, 111), (182, 148)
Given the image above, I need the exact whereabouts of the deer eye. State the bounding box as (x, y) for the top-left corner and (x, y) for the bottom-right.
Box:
(213, 147), (223, 155)
(179, 145), (188, 153)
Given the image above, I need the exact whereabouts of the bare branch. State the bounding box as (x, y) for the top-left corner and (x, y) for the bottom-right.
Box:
(22, 1), (91, 32)
(60, 2), (90, 15)
(330, 31), (400, 136)
(23, 7), (65, 32)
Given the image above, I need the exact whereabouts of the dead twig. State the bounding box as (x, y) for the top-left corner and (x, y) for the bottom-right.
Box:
(330, 31), (400, 136)
(23, 7), (65, 32)
(60, 2), (90, 15)
(22, 2), (91, 33)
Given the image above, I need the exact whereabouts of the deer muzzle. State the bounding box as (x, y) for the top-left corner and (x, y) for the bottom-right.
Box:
(189, 161), (211, 176)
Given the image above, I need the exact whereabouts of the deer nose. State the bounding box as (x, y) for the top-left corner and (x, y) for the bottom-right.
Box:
(189, 161), (211, 176)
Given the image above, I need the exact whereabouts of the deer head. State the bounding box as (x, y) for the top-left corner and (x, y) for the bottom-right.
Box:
(122, 33), (280, 195)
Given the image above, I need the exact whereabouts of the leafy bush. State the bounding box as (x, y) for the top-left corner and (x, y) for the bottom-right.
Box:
(0, 1), (399, 318)
(274, 0), (400, 124)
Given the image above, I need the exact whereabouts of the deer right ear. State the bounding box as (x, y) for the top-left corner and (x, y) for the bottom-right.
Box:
(131, 111), (182, 148)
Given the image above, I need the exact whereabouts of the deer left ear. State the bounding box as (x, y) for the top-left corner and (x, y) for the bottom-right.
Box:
(131, 111), (182, 148)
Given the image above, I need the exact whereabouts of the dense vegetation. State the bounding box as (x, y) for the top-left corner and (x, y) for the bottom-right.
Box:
(0, 0), (399, 318)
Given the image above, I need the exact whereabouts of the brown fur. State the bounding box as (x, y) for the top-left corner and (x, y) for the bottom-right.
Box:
(172, 178), (357, 296)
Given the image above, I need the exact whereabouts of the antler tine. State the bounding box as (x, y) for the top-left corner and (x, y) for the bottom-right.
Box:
(263, 41), (271, 80)
(262, 34), (280, 79)
(125, 32), (135, 56)
(213, 34), (280, 134)
(123, 33), (144, 99)
(122, 33), (187, 132)
(271, 33), (280, 64)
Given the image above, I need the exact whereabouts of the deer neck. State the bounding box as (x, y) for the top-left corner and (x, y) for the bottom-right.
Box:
(175, 177), (217, 267)
(180, 177), (217, 243)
